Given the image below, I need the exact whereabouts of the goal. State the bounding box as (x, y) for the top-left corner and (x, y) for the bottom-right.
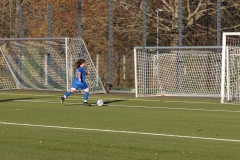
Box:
(221, 32), (240, 103)
(0, 38), (106, 93)
(134, 46), (222, 97)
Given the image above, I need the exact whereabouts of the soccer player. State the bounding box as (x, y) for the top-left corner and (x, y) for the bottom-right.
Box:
(61, 59), (91, 106)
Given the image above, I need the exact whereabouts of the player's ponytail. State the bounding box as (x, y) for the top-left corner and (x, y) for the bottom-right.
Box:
(75, 59), (86, 68)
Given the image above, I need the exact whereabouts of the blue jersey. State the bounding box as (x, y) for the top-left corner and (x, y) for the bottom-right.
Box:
(76, 66), (86, 82)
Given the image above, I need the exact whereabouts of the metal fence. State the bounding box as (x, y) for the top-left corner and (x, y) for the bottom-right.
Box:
(0, 0), (239, 89)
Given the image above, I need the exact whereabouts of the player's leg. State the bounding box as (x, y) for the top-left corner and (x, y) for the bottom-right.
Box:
(81, 82), (91, 106)
(61, 80), (79, 104)
(83, 88), (90, 106)
(61, 88), (76, 104)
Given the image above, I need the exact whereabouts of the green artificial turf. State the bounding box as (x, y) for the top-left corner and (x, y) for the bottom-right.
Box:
(0, 90), (240, 160)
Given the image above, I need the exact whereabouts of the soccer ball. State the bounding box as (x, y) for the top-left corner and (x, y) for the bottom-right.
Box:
(97, 99), (104, 106)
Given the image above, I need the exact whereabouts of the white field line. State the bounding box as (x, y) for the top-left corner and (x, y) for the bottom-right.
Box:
(110, 105), (240, 113)
(0, 93), (108, 98)
(11, 99), (240, 113)
(67, 98), (223, 105)
(63, 98), (240, 106)
(0, 93), (210, 102)
(58, 97), (218, 104)
(0, 122), (240, 143)
(1, 92), (240, 105)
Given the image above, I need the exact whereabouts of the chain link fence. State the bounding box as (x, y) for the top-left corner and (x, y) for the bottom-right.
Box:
(0, 0), (240, 89)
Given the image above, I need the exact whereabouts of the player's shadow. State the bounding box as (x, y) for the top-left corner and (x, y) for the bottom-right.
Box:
(103, 100), (125, 104)
(64, 100), (125, 107)
(0, 97), (33, 103)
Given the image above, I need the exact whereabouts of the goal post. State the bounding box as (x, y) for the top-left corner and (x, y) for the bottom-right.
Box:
(0, 37), (106, 94)
(221, 32), (240, 103)
(134, 46), (222, 97)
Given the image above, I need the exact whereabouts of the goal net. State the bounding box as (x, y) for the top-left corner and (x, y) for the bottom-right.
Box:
(134, 46), (222, 97)
(221, 33), (240, 103)
(0, 38), (106, 93)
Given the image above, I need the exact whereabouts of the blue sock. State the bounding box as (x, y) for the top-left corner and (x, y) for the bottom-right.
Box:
(64, 91), (72, 98)
(84, 92), (89, 101)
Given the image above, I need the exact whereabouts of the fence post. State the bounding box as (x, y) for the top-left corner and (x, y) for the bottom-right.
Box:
(217, 0), (221, 93)
(109, 0), (113, 86)
(178, 0), (182, 47)
(142, 0), (147, 94)
(19, 5), (23, 88)
(46, 3), (51, 89)
(178, 0), (183, 93)
(78, 0), (82, 38)
(96, 54), (99, 84)
(123, 55), (126, 80)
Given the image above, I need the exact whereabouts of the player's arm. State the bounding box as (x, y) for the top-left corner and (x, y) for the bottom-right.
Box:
(78, 72), (82, 82)
(86, 71), (90, 75)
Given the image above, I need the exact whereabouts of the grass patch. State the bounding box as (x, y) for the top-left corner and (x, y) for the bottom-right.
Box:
(0, 90), (240, 159)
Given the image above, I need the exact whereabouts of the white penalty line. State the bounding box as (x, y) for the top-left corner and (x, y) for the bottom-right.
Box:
(12, 100), (240, 113)
(0, 122), (240, 143)
(2, 92), (240, 106)
(0, 92), (221, 104)
(111, 105), (240, 113)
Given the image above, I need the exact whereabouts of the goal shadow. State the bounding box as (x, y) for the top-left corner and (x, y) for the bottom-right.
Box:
(0, 97), (34, 103)
(64, 100), (125, 107)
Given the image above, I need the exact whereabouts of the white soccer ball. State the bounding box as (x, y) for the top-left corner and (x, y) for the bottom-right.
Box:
(97, 99), (104, 106)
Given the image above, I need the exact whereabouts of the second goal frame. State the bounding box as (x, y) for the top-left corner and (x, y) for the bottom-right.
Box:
(221, 32), (240, 103)
(134, 46), (222, 97)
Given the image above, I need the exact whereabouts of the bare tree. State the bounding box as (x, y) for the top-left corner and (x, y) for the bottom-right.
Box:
(146, 0), (240, 46)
